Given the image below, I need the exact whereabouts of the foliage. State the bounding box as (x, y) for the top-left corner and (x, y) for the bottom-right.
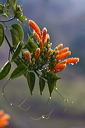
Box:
(0, 0), (79, 119)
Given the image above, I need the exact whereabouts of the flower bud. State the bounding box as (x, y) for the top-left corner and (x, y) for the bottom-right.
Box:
(65, 58), (79, 64)
(35, 48), (40, 59)
(24, 51), (31, 62)
(42, 27), (47, 43)
(58, 47), (69, 55)
(57, 51), (71, 61)
(28, 20), (41, 38)
(33, 30), (41, 42)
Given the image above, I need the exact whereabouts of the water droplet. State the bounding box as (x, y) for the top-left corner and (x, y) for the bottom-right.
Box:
(56, 87), (57, 90)
(10, 103), (12, 106)
(2, 93), (4, 96)
(42, 115), (45, 119)
(71, 63), (74, 65)
(49, 97), (51, 99)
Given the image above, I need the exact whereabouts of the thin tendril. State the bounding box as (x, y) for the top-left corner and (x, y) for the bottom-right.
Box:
(31, 97), (54, 120)
(2, 80), (30, 111)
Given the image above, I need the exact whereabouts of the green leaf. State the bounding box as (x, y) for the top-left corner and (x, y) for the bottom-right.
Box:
(0, 61), (11, 80)
(0, 24), (4, 46)
(46, 73), (61, 96)
(12, 41), (22, 61)
(7, 0), (16, 4)
(10, 24), (24, 46)
(9, 64), (27, 80)
(48, 80), (57, 97)
(0, 4), (4, 14)
(39, 77), (45, 95)
(26, 72), (35, 95)
(25, 35), (38, 53)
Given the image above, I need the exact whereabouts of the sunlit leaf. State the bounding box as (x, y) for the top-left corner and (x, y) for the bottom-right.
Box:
(26, 72), (35, 95)
(0, 61), (11, 80)
(0, 24), (4, 46)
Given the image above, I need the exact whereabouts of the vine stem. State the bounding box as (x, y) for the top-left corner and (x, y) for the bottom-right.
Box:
(0, 17), (15, 23)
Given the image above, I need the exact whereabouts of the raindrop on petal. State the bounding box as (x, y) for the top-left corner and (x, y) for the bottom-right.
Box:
(71, 63), (74, 65)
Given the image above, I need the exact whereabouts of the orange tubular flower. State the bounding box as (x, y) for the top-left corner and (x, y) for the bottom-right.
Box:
(58, 47), (69, 55)
(51, 63), (66, 72)
(55, 44), (63, 50)
(35, 48), (40, 59)
(45, 49), (52, 58)
(0, 110), (10, 128)
(24, 51), (31, 62)
(33, 30), (41, 42)
(28, 20), (41, 38)
(57, 51), (71, 61)
(42, 27), (47, 43)
(65, 58), (79, 64)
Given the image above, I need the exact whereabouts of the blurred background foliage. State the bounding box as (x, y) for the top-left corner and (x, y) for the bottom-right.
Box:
(0, 0), (85, 128)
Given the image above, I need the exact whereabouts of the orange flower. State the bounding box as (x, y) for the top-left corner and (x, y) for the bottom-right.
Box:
(28, 20), (41, 38)
(45, 49), (52, 58)
(35, 48), (40, 59)
(33, 30), (41, 42)
(65, 58), (79, 64)
(45, 34), (50, 44)
(41, 27), (47, 43)
(24, 51), (31, 62)
(58, 47), (69, 55)
(51, 63), (66, 73)
(57, 51), (71, 61)
(0, 110), (10, 128)
(55, 44), (63, 50)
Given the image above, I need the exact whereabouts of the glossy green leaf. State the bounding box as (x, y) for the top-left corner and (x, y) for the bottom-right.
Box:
(9, 64), (27, 80)
(0, 61), (11, 80)
(12, 41), (22, 61)
(26, 72), (35, 95)
(39, 77), (45, 95)
(46, 73), (61, 96)
(0, 24), (4, 46)
(10, 24), (24, 46)
(48, 80), (57, 97)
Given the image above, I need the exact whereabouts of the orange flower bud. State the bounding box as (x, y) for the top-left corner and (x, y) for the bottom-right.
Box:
(24, 51), (31, 62)
(55, 44), (63, 50)
(42, 27), (47, 43)
(33, 30), (41, 42)
(0, 110), (10, 127)
(65, 57), (79, 64)
(58, 47), (69, 55)
(51, 63), (66, 72)
(28, 20), (41, 38)
(57, 51), (71, 61)
(45, 34), (50, 44)
(45, 49), (52, 58)
(35, 48), (40, 59)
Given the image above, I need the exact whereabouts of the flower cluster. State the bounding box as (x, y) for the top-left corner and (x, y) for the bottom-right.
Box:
(0, 110), (10, 128)
(24, 20), (79, 74)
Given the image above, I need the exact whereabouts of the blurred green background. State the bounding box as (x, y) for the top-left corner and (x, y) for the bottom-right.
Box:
(0, 0), (85, 128)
